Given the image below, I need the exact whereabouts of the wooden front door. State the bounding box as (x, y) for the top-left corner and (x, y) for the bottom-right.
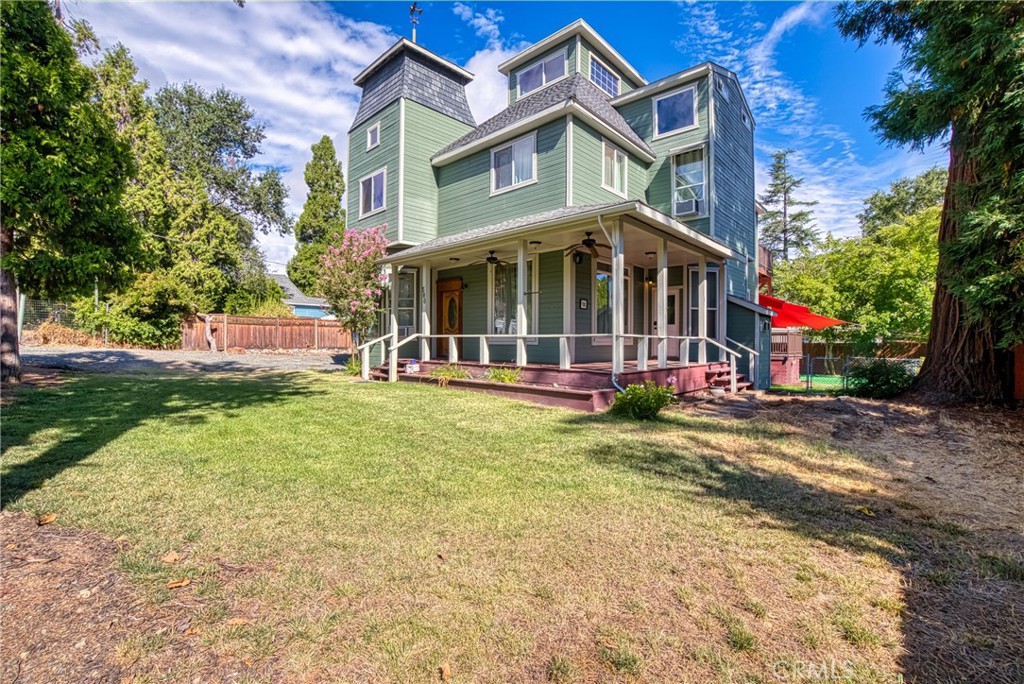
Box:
(436, 278), (463, 358)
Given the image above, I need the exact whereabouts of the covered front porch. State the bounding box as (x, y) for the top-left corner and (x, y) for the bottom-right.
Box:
(361, 202), (759, 400)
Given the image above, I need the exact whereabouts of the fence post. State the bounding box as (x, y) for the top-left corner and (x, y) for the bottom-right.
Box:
(275, 317), (281, 349)
(314, 318), (319, 350)
(16, 293), (26, 342)
(806, 353), (811, 391)
(223, 313), (229, 352)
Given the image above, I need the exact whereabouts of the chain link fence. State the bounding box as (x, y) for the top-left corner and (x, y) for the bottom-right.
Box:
(18, 298), (107, 345)
(795, 354), (924, 393)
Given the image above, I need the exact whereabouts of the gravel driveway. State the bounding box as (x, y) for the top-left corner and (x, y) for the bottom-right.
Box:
(21, 345), (348, 374)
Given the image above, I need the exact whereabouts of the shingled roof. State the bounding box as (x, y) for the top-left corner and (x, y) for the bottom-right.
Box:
(432, 74), (654, 162)
(271, 274), (328, 308)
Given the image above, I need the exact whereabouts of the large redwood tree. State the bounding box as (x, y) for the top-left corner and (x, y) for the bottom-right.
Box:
(836, 1), (1024, 404)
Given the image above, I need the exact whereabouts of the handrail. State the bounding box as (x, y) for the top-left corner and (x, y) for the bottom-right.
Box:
(357, 333), (392, 351)
(725, 337), (759, 357)
(704, 337), (740, 358)
(357, 332), (393, 381)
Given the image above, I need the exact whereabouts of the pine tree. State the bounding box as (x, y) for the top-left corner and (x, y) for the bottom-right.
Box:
(295, 135), (345, 245)
(837, 1), (1024, 404)
(758, 150), (819, 261)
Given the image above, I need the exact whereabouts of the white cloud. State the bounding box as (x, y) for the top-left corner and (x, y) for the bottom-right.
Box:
(451, 3), (528, 124)
(674, 1), (945, 238)
(69, 1), (397, 272)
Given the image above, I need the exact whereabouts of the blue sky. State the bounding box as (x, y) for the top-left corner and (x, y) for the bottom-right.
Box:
(71, 0), (947, 271)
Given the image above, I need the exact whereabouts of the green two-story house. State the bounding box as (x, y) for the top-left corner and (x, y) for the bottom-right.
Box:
(348, 20), (774, 396)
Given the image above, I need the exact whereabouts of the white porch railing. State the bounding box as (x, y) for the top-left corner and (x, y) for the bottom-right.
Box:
(726, 336), (760, 388)
(356, 332), (394, 381)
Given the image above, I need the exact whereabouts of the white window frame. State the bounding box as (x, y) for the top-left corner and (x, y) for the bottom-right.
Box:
(487, 257), (539, 344)
(516, 48), (568, 99)
(601, 139), (628, 199)
(685, 264), (720, 338)
(366, 121), (381, 151)
(490, 132), (538, 196)
(652, 84), (699, 140)
(588, 54), (620, 97)
(671, 144), (707, 218)
(358, 167), (387, 219)
(592, 259), (634, 346)
(714, 76), (730, 103)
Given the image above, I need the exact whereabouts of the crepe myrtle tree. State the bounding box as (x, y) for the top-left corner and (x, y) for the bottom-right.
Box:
(319, 225), (388, 354)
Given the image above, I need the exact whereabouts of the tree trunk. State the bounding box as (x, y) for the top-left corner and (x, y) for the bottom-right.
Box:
(911, 141), (1010, 404)
(197, 313), (217, 352)
(1, 224), (21, 383)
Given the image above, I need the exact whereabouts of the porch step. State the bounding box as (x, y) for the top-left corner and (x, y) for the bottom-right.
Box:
(705, 367), (752, 393)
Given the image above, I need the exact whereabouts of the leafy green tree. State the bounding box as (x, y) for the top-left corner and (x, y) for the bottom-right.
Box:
(758, 150), (819, 261)
(1, 1), (138, 381)
(152, 82), (292, 237)
(859, 167), (946, 236)
(295, 135), (345, 245)
(837, 1), (1024, 404)
(319, 226), (388, 353)
(287, 241), (330, 296)
(774, 206), (940, 345)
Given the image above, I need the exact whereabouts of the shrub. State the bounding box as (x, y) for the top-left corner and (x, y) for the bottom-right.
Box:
(483, 365), (521, 383)
(343, 355), (361, 376)
(610, 381), (675, 420)
(846, 358), (917, 399)
(429, 364), (472, 387)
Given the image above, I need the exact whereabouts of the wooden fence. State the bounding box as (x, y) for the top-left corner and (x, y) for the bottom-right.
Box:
(182, 315), (352, 351)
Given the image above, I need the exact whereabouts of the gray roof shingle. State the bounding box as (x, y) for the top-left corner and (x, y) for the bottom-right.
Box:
(271, 274), (328, 308)
(432, 74), (653, 161)
(386, 202), (629, 261)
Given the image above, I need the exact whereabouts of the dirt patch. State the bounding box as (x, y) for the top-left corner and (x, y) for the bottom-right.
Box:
(0, 367), (66, 407)
(0, 512), (279, 683)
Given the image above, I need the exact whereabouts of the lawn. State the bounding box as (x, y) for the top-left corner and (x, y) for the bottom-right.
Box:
(2, 372), (1021, 683)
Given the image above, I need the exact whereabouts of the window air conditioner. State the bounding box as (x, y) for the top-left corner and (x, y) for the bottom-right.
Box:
(675, 198), (699, 216)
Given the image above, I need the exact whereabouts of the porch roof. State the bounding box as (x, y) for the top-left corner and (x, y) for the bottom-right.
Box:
(382, 201), (743, 264)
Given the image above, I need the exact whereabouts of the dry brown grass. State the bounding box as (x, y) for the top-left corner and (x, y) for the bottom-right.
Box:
(30, 321), (102, 347)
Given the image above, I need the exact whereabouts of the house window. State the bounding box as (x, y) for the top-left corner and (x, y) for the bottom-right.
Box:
(396, 269), (416, 330)
(589, 56), (619, 97)
(517, 50), (566, 97)
(359, 168), (386, 218)
(491, 133), (536, 195)
(742, 110), (752, 131)
(653, 85), (697, 137)
(490, 260), (536, 340)
(602, 141), (627, 197)
(594, 261), (631, 340)
(366, 122), (380, 150)
(687, 265), (719, 339)
(715, 76), (730, 103)
(673, 149), (705, 216)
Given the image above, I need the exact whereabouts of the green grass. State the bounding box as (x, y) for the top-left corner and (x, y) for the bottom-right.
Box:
(0, 371), (990, 682)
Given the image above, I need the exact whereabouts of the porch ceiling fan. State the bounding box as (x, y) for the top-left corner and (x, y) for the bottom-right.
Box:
(562, 231), (610, 259)
(470, 250), (512, 266)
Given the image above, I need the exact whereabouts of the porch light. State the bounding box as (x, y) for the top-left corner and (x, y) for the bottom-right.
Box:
(529, 240), (542, 246)
(449, 257), (460, 262)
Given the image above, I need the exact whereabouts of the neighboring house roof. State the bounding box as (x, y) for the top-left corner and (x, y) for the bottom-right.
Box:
(432, 74), (655, 166)
(497, 19), (647, 88)
(271, 274), (328, 308)
(383, 201), (741, 264)
(351, 38), (476, 130)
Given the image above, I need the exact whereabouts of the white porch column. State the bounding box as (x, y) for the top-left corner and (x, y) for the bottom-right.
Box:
(611, 220), (625, 375)
(656, 238), (668, 369)
(698, 255), (708, 364)
(516, 239), (528, 366)
(388, 264), (400, 382)
(718, 259), (727, 361)
(419, 265), (431, 362)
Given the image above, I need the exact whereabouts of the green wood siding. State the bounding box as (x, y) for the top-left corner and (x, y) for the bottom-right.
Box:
(436, 118), (568, 237)
(507, 40), (578, 106)
(402, 100), (474, 245)
(433, 263), (488, 361)
(726, 302), (770, 389)
(570, 119), (648, 205)
(348, 102), (401, 242)
(710, 73), (756, 298)
(615, 76), (710, 235)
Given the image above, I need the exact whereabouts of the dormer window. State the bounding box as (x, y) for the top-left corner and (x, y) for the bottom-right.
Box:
(589, 56), (620, 97)
(517, 50), (566, 98)
(653, 85), (698, 138)
(366, 122), (380, 150)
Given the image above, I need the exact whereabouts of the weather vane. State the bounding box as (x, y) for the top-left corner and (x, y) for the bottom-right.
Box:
(410, 3), (423, 44)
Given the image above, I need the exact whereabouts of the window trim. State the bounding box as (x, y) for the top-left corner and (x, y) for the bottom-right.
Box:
(588, 53), (620, 97)
(366, 121), (381, 151)
(671, 145), (708, 218)
(652, 84), (699, 140)
(601, 139), (628, 199)
(515, 48), (568, 99)
(591, 259), (634, 346)
(685, 263), (720, 338)
(489, 132), (538, 197)
(487, 257), (539, 344)
(358, 167), (387, 219)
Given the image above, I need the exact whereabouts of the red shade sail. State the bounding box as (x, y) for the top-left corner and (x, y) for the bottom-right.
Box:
(760, 294), (848, 330)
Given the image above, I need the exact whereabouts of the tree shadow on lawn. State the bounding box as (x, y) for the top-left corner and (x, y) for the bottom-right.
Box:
(1, 371), (319, 509)
(568, 411), (1024, 684)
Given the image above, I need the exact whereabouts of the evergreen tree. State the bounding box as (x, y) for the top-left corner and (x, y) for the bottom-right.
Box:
(858, 167), (947, 236)
(757, 150), (819, 261)
(1, 2), (138, 381)
(287, 241), (331, 296)
(295, 135), (345, 245)
(837, 1), (1024, 404)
